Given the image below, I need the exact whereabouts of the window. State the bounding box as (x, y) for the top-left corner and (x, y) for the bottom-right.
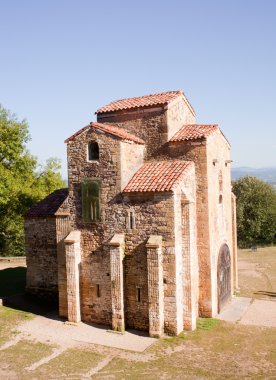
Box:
(129, 211), (135, 229)
(137, 287), (141, 302)
(219, 194), (223, 204)
(82, 179), (101, 222)
(88, 141), (99, 161)
(126, 210), (136, 229)
(96, 284), (100, 298)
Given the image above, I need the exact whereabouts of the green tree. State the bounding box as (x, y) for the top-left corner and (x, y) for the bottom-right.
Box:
(232, 176), (276, 248)
(0, 104), (65, 256)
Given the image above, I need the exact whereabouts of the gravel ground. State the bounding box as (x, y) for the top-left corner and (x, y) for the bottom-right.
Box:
(239, 299), (276, 327)
(16, 312), (155, 352)
(217, 296), (276, 327)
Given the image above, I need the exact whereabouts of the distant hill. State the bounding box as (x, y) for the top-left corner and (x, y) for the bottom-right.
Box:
(232, 167), (276, 187)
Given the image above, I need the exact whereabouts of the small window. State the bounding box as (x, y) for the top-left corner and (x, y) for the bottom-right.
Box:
(129, 211), (135, 229)
(96, 284), (100, 298)
(126, 210), (136, 229)
(82, 179), (101, 222)
(219, 194), (223, 204)
(88, 141), (99, 161)
(137, 287), (141, 302)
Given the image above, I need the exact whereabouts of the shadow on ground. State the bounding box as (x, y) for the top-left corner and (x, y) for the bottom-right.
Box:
(253, 290), (276, 298)
(0, 266), (57, 317)
(0, 267), (26, 297)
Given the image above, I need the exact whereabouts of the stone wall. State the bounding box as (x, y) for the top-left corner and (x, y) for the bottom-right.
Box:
(206, 131), (237, 315)
(97, 97), (195, 159)
(67, 127), (121, 324)
(66, 128), (156, 327)
(120, 141), (144, 190)
(98, 107), (167, 159)
(121, 192), (176, 332)
(57, 214), (71, 317)
(154, 139), (211, 317)
(25, 217), (58, 297)
(25, 213), (71, 300)
(166, 97), (195, 139)
(66, 123), (196, 333)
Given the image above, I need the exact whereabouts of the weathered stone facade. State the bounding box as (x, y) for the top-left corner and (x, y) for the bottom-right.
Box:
(25, 90), (238, 336)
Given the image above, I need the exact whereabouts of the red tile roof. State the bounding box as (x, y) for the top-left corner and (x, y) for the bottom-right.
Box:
(170, 124), (219, 142)
(96, 90), (195, 115)
(65, 122), (145, 145)
(123, 161), (193, 193)
(25, 188), (68, 218)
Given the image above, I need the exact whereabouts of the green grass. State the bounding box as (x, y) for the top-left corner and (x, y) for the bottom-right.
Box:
(196, 317), (219, 331)
(0, 306), (33, 345)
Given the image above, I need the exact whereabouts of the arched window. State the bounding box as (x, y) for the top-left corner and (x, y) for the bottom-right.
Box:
(88, 141), (99, 161)
(219, 194), (223, 204)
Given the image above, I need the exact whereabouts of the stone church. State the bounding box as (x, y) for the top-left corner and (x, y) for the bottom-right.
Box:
(25, 90), (238, 337)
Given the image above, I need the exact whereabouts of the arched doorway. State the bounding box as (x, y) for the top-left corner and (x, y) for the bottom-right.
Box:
(217, 244), (231, 313)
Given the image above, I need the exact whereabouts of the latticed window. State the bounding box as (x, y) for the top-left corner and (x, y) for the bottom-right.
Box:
(88, 141), (99, 161)
(82, 179), (101, 222)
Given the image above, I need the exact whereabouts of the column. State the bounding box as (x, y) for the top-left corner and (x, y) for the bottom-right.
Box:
(64, 230), (81, 323)
(146, 235), (164, 338)
(231, 193), (238, 290)
(109, 234), (125, 332)
(181, 200), (197, 331)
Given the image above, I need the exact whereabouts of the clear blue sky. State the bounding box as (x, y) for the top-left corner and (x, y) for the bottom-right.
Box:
(1, 0), (276, 177)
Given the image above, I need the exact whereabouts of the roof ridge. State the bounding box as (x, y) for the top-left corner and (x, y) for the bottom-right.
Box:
(65, 121), (145, 145)
(95, 89), (195, 115)
(114, 90), (182, 102)
(91, 122), (145, 144)
(183, 123), (218, 126)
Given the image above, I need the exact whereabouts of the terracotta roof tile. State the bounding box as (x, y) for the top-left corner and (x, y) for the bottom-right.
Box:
(123, 161), (193, 193)
(25, 188), (68, 218)
(96, 90), (195, 115)
(170, 124), (219, 142)
(65, 122), (145, 145)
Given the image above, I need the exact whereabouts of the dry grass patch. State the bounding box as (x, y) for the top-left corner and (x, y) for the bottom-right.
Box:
(0, 339), (53, 376)
(96, 318), (276, 379)
(32, 348), (104, 379)
(238, 246), (276, 300)
(0, 306), (33, 345)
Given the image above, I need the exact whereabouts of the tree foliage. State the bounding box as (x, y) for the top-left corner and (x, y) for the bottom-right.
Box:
(0, 104), (65, 256)
(232, 176), (276, 248)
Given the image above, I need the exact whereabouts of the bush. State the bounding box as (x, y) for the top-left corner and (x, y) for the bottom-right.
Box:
(232, 176), (276, 248)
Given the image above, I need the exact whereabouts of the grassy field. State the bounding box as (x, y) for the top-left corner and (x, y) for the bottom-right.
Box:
(238, 246), (276, 300)
(0, 316), (275, 379)
(0, 247), (275, 379)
